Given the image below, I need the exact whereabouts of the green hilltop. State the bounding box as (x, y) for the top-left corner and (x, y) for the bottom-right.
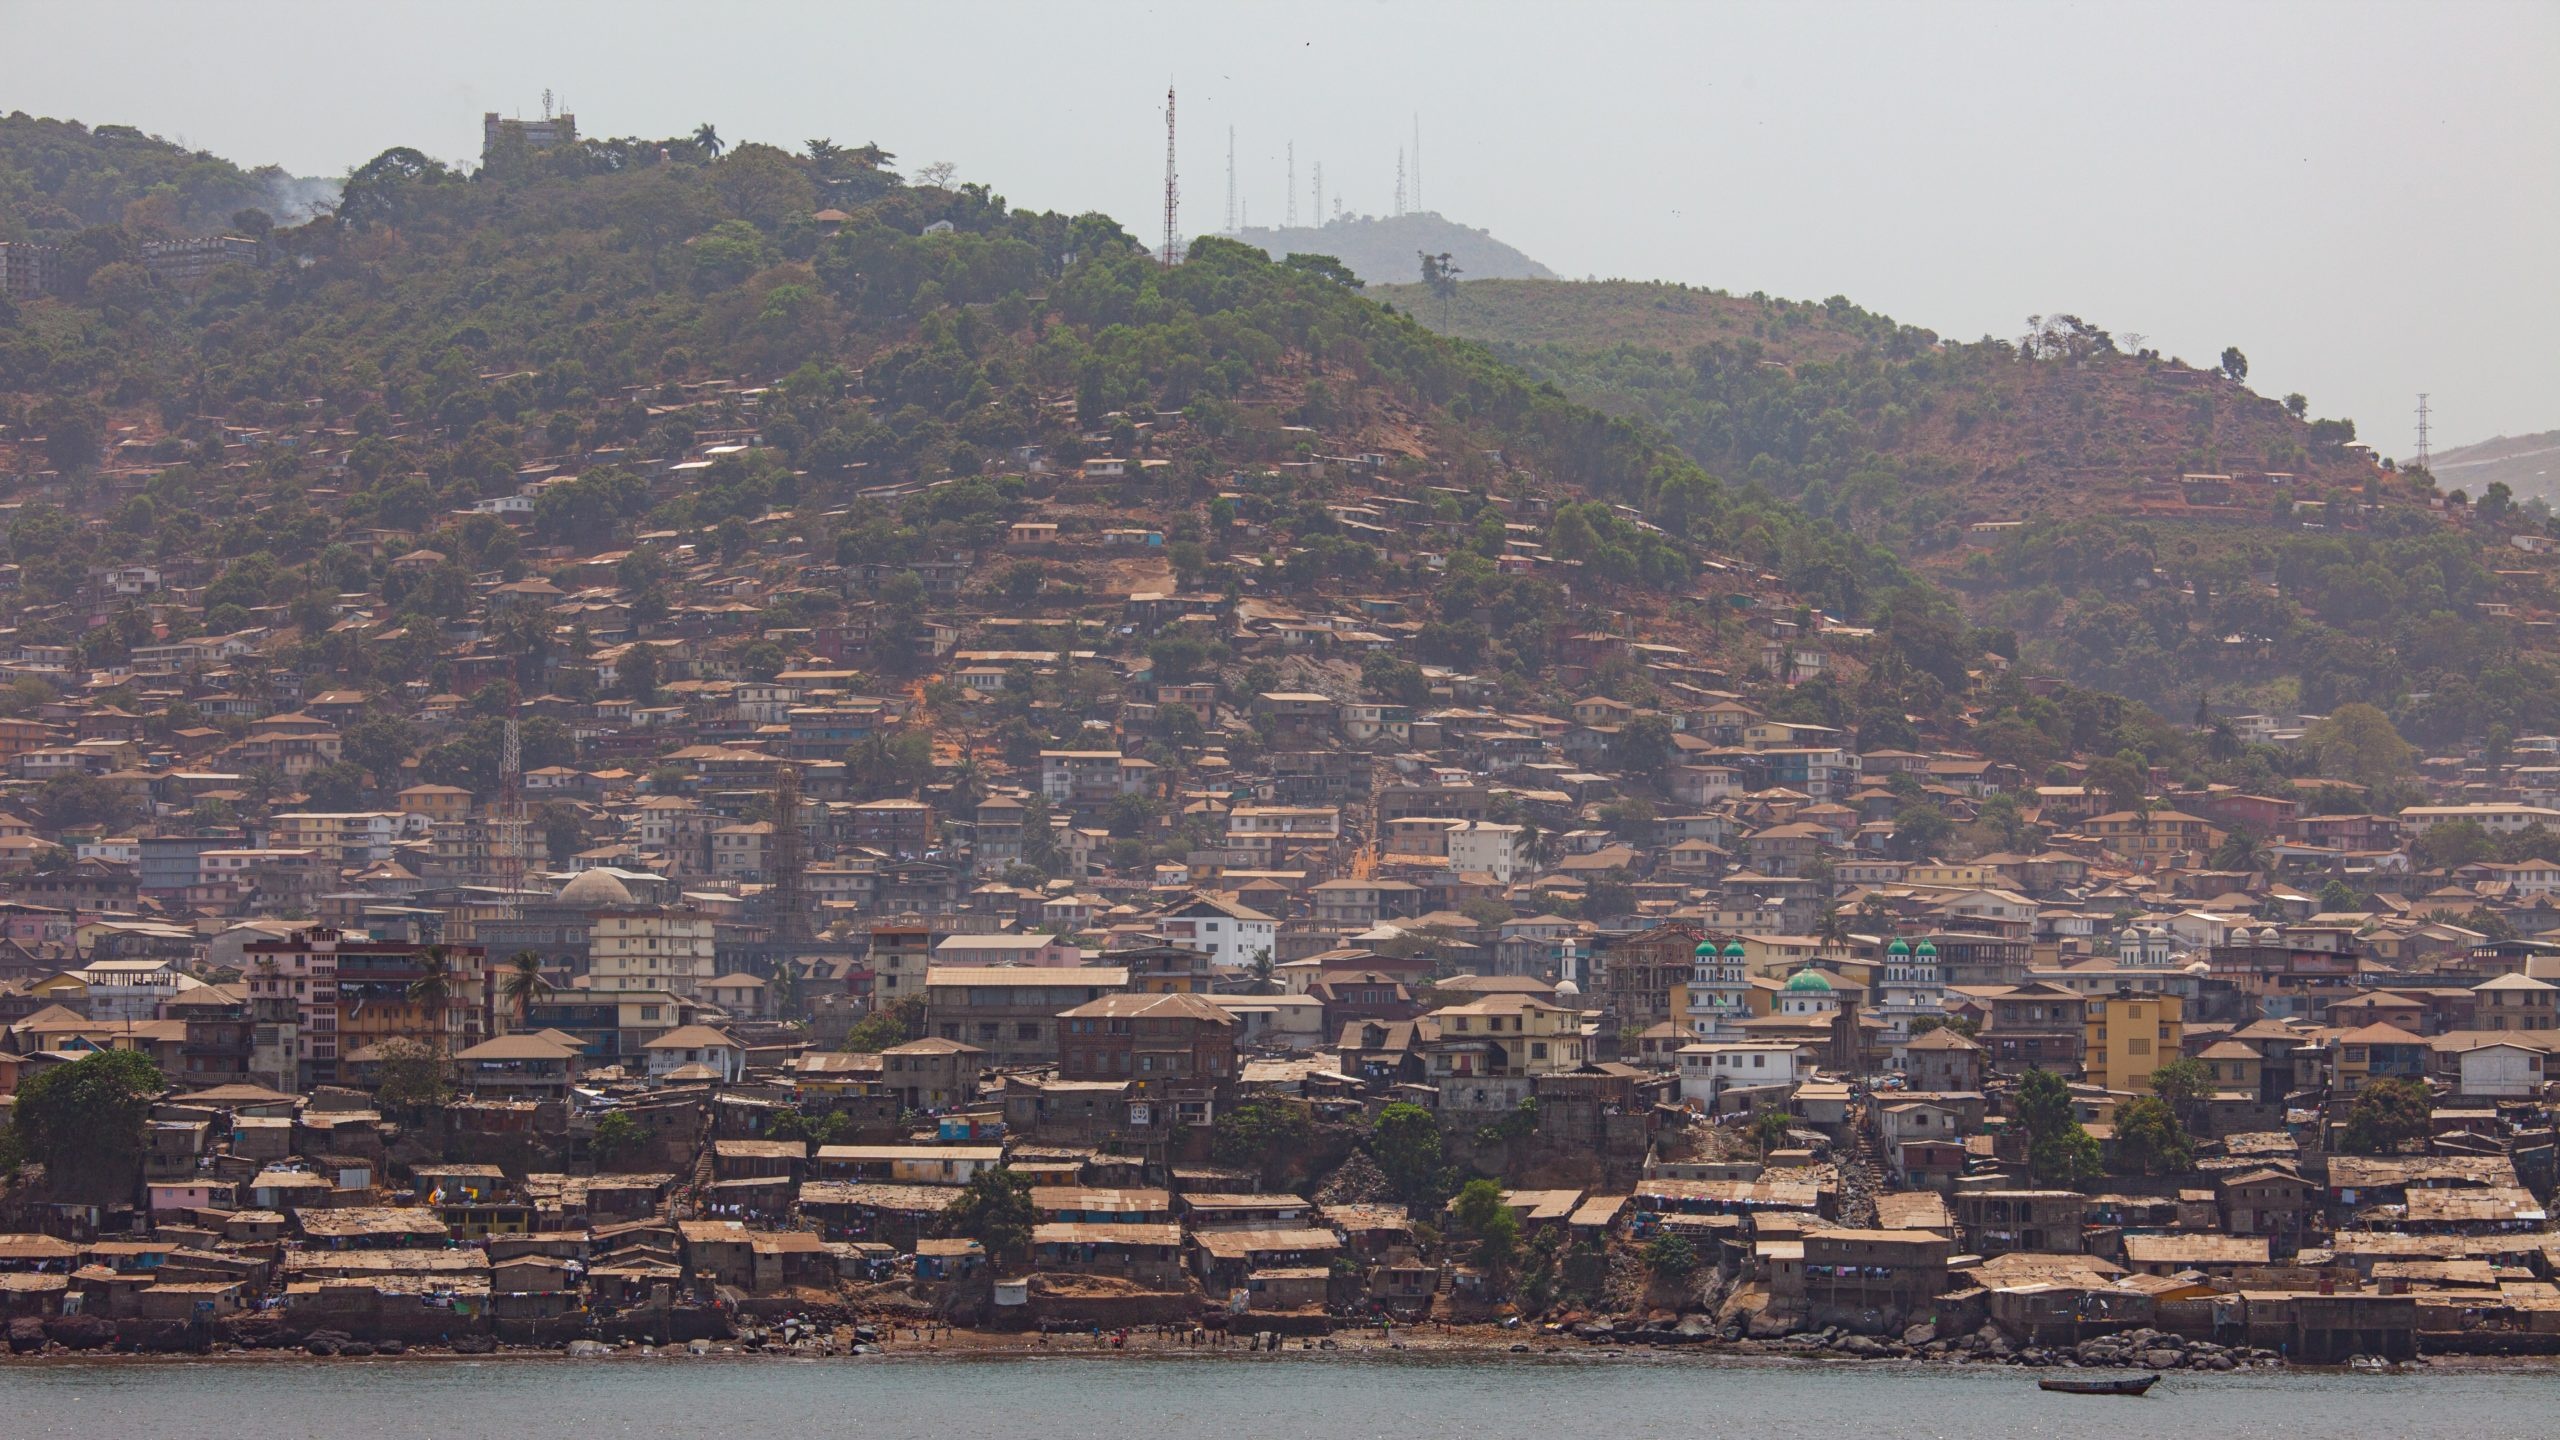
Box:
(1370, 276), (2560, 742)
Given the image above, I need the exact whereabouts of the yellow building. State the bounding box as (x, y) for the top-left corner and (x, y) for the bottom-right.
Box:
(2471, 973), (2559, 1032)
(1428, 994), (1587, 1077)
(1734, 935), (1859, 980)
(1903, 863), (1998, 889)
(395, 783), (474, 824)
(590, 909), (720, 998)
(2084, 991), (2185, 1095)
(2081, 810), (2222, 870)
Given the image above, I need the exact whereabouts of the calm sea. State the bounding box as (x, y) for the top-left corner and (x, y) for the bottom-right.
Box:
(1, 1352), (2553, 1438)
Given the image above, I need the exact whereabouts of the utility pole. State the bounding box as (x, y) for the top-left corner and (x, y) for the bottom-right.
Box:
(1285, 141), (1296, 227)
(2415, 393), (2432, 471)
(1160, 83), (1180, 266)
(1224, 125), (1236, 235)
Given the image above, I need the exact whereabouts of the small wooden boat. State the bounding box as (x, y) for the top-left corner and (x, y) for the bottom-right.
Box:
(2038, 1374), (2159, 1396)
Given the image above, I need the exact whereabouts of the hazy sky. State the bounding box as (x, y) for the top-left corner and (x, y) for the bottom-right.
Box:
(8, 0), (2554, 451)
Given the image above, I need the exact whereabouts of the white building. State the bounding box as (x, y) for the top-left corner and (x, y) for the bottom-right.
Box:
(1149, 893), (1277, 971)
(2453, 1041), (2547, 1100)
(1878, 937), (1944, 1041)
(590, 906), (720, 997)
(2401, 804), (2560, 835)
(1446, 820), (1526, 883)
(1676, 1042), (1807, 1106)
(2116, 925), (2178, 967)
(1684, 938), (1752, 1040)
(640, 1024), (745, 1083)
(76, 959), (201, 1023)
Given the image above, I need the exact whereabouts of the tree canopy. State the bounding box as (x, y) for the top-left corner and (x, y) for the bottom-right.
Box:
(3, 1047), (162, 1201)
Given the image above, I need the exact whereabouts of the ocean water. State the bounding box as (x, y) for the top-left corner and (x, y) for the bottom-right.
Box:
(1, 1351), (2553, 1439)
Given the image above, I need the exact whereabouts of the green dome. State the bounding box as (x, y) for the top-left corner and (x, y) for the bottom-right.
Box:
(1914, 940), (1938, 956)
(1723, 941), (1747, 958)
(1694, 940), (1717, 959)
(1886, 938), (1911, 956)
(1783, 969), (1834, 993)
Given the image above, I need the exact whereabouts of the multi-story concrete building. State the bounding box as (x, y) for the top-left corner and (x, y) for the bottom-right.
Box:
(483, 110), (579, 162)
(590, 908), (720, 998)
(1040, 750), (1157, 807)
(923, 964), (1127, 1067)
(265, 811), (413, 867)
(2083, 989), (2184, 1095)
(1445, 820), (1526, 883)
(1147, 893), (1276, 972)
(240, 926), (489, 1086)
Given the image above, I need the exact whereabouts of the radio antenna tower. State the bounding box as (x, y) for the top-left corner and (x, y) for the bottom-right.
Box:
(1224, 125), (1236, 234)
(1311, 161), (1323, 228)
(1285, 142), (1296, 227)
(497, 718), (526, 917)
(1394, 150), (1406, 217)
(2414, 393), (2432, 471)
(1412, 114), (1422, 212)
(1159, 83), (1180, 266)
(767, 762), (809, 947)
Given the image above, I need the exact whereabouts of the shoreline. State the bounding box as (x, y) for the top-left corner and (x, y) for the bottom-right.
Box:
(3, 1331), (2546, 1374)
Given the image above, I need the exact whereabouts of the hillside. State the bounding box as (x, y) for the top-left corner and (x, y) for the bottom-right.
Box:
(3, 113), (2550, 801)
(1232, 212), (1553, 287)
(2428, 430), (2560, 506)
(0, 120), (1979, 742)
(1375, 278), (2560, 738)
(1366, 277), (1904, 361)
(0, 113), (336, 241)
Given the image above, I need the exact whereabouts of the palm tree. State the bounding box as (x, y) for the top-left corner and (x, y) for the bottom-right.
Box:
(2211, 828), (2272, 875)
(1812, 900), (1849, 953)
(406, 945), (456, 1054)
(692, 123), (725, 158)
(500, 951), (551, 1031)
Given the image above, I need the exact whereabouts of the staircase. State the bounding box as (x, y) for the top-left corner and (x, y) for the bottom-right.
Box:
(675, 1141), (716, 1219)
(1836, 1098), (1888, 1228)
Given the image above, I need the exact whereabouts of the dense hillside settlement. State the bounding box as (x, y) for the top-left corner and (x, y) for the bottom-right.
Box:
(0, 113), (2558, 1364)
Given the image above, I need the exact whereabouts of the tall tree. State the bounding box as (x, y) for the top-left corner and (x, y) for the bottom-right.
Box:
(2, 1048), (162, 1201)
(2017, 1068), (2101, 1186)
(500, 951), (551, 1030)
(2108, 1096), (2194, 1176)
(2341, 1077), (2432, 1155)
(407, 945), (458, 1054)
(938, 1168), (1034, 1269)
(2149, 1056), (2212, 1127)
(1370, 1101), (1449, 1209)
